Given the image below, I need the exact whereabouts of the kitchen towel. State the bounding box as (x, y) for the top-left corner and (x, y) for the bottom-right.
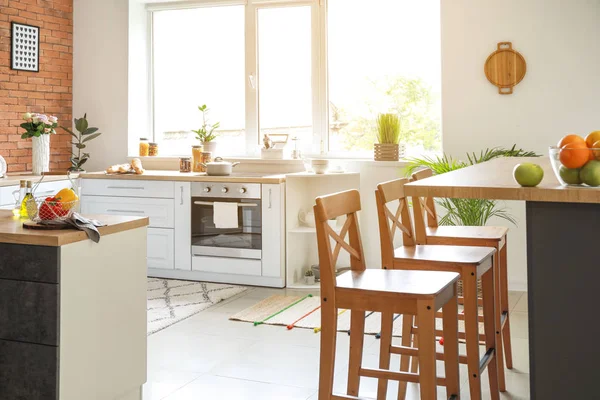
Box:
(40, 212), (106, 243)
(213, 202), (239, 229)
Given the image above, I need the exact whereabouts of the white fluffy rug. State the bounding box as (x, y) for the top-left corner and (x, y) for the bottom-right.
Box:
(147, 278), (247, 335)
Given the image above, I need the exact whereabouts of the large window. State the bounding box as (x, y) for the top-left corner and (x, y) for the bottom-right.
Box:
(149, 0), (440, 157)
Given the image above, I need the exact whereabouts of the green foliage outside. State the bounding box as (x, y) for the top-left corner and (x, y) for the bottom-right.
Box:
(331, 76), (441, 152)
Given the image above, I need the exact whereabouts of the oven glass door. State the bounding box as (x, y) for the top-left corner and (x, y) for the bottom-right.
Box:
(191, 197), (262, 259)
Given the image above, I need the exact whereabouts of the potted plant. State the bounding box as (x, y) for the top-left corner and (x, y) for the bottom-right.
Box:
(192, 104), (220, 154)
(20, 112), (58, 175)
(374, 113), (404, 161)
(405, 145), (539, 226)
(304, 268), (315, 285)
(61, 114), (102, 172)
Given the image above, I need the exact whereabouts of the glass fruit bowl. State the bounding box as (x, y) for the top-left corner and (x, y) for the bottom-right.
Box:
(549, 146), (600, 187)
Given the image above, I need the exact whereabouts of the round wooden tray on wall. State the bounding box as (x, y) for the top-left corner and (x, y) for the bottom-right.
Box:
(484, 42), (527, 95)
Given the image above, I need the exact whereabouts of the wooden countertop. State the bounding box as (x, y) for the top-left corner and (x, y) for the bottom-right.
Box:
(0, 173), (74, 187)
(405, 157), (600, 204)
(0, 211), (149, 246)
(79, 170), (287, 184)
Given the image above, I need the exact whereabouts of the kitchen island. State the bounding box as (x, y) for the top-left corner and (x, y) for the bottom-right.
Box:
(0, 211), (149, 400)
(405, 157), (600, 400)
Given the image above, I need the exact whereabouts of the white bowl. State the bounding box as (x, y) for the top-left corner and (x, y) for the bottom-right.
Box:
(311, 160), (329, 174)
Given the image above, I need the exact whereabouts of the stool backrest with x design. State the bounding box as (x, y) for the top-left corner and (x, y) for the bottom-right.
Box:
(411, 169), (439, 244)
(375, 178), (417, 270)
(314, 190), (366, 303)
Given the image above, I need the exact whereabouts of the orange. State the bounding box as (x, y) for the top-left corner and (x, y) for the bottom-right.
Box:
(592, 140), (600, 160)
(585, 131), (600, 148)
(560, 142), (591, 169)
(558, 134), (585, 149)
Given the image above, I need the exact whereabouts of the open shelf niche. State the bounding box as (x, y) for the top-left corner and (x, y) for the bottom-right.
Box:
(285, 172), (360, 289)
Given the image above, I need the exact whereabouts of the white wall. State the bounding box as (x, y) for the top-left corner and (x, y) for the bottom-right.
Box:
(73, 0), (130, 172)
(441, 0), (600, 290)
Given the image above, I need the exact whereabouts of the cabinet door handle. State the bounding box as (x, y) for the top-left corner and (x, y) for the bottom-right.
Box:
(180, 186), (184, 205)
(268, 188), (272, 209)
(106, 186), (145, 190)
(107, 209), (145, 214)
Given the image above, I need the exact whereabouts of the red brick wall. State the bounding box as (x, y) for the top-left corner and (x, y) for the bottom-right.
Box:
(0, 0), (72, 173)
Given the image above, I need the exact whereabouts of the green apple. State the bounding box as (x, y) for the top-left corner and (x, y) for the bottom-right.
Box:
(559, 165), (582, 185)
(580, 160), (600, 186)
(513, 163), (544, 187)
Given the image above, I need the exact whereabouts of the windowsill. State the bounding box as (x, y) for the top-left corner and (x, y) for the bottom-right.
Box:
(130, 155), (409, 167)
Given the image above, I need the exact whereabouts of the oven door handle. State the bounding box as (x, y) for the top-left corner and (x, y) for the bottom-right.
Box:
(193, 201), (258, 207)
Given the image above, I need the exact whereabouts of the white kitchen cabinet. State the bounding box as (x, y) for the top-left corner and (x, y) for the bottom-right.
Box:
(262, 184), (285, 280)
(147, 228), (175, 270)
(173, 182), (191, 271)
(80, 196), (174, 228)
(0, 204), (14, 210)
(81, 179), (175, 199)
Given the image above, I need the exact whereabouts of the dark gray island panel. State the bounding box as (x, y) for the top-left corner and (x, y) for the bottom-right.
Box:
(0, 339), (58, 399)
(0, 279), (59, 346)
(526, 201), (600, 400)
(0, 243), (60, 284)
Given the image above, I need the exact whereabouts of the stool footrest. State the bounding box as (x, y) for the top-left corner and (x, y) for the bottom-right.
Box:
(479, 347), (495, 374)
(359, 367), (446, 386)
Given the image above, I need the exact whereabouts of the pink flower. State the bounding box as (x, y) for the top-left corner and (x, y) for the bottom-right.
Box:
(48, 116), (58, 124)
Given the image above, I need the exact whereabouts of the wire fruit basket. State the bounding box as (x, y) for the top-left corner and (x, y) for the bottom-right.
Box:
(26, 197), (79, 223)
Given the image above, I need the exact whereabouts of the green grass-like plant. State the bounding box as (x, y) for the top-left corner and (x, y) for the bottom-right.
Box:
(406, 145), (540, 226)
(376, 113), (401, 144)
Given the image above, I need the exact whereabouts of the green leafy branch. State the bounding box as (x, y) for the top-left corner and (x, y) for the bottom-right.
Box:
(61, 114), (102, 171)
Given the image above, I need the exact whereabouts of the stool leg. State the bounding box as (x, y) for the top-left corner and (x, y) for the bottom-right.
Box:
(442, 284), (460, 399)
(493, 252), (507, 392)
(397, 314), (414, 400)
(463, 272), (483, 400)
(416, 300), (437, 400)
(482, 267), (500, 400)
(319, 303), (338, 400)
(500, 242), (514, 369)
(377, 312), (393, 399)
(410, 315), (419, 374)
(347, 309), (365, 397)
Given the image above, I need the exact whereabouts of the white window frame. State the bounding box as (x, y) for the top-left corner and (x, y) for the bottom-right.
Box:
(147, 0), (327, 157)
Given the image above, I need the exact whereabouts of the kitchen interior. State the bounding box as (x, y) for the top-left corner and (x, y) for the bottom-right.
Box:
(0, 0), (599, 399)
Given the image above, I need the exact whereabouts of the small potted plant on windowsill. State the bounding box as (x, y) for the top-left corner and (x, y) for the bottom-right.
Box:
(192, 104), (220, 154)
(374, 113), (404, 161)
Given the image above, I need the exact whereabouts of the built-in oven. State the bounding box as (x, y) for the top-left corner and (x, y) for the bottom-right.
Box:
(191, 182), (262, 260)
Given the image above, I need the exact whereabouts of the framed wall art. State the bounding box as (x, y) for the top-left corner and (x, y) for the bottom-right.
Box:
(11, 22), (40, 72)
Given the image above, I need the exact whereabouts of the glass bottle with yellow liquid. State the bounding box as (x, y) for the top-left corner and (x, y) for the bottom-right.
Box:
(20, 181), (34, 218)
(12, 180), (26, 217)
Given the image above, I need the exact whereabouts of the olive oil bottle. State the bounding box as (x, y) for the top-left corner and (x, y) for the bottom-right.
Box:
(19, 181), (33, 218)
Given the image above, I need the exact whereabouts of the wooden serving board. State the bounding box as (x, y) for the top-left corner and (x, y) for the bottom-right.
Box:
(484, 42), (527, 94)
(23, 220), (72, 230)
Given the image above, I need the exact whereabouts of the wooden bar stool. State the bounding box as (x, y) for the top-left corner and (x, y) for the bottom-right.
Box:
(314, 189), (461, 400)
(411, 168), (513, 392)
(375, 179), (500, 400)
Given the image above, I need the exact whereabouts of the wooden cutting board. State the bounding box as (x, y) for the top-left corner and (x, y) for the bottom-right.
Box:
(23, 220), (72, 230)
(484, 42), (527, 94)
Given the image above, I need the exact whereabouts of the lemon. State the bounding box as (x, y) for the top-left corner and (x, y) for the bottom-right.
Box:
(55, 188), (79, 210)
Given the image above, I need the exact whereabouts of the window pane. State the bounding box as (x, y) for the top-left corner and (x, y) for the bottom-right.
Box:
(153, 6), (245, 156)
(258, 7), (313, 154)
(328, 0), (441, 156)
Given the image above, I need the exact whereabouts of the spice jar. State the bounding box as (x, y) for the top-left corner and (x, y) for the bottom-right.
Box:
(139, 138), (149, 157)
(192, 145), (204, 172)
(200, 152), (212, 173)
(148, 142), (158, 156)
(179, 157), (191, 173)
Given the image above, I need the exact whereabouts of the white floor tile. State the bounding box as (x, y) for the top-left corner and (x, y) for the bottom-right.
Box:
(164, 375), (315, 400)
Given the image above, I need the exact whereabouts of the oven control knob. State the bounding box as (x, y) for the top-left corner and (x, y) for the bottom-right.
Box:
(239, 188), (247, 194)
(221, 187), (229, 193)
(203, 187), (211, 193)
